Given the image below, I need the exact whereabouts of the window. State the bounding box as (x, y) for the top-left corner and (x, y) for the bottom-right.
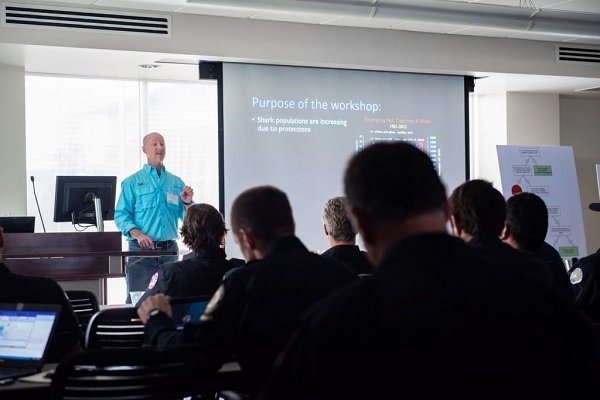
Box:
(25, 74), (219, 303)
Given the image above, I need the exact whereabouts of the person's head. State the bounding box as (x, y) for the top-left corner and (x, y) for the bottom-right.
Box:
(344, 142), (448, 263)
(142, 132), (166, 168)
(502, 191), (549, 254)
(180, 203), (228, 252)
(230, 185), (295, 261)
(323, 196), (356, 246)
(448, 179), (506, 242)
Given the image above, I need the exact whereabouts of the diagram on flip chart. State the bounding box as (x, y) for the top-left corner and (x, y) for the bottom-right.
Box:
(497, 145), (587, 257)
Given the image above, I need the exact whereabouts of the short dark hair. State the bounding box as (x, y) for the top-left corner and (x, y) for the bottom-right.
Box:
(323, 196), (355, 242)
(506, 192), (549, 254)
(230, 185), (295, 242)
(344, 142), (447, 223)
(180, 203), (228, 251)
(449, 179), (506, 238)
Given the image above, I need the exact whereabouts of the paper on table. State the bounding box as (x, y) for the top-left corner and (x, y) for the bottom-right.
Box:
(18, 369), (55, 383)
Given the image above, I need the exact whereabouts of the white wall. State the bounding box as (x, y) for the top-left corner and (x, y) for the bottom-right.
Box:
(561, 98), (600, 254)
(471, 93), (506, 188)
(507, 93), (560, 146)
(0, 64), (26, 216)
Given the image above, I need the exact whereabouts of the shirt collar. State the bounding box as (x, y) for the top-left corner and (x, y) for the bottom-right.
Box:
(143, 164), (166, 175)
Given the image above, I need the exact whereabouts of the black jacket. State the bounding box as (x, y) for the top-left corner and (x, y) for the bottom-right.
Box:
(144, 235), (357, 395)
(320, 244), (374, 275)
(261, 234), (599, 400)
(135, 248), (244, 306)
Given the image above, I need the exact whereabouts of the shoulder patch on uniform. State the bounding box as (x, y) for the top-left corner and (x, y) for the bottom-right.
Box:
(570, 267), (583, 284)
(200, 286), (224, 322)
(147, 272), (159, 290)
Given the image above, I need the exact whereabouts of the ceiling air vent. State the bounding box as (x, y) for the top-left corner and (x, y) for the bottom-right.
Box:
(557, 46), (600, 64)
(1, 3), (171, 37)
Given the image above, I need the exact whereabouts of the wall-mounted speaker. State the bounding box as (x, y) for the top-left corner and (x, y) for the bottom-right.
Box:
(199, 62), (218, 80)
(465, 76), (476, 93)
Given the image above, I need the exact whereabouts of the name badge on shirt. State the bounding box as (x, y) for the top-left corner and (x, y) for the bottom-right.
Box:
(167, 192), (179, 205)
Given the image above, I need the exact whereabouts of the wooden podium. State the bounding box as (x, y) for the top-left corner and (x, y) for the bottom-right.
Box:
(1, 232), (178, 303)
(1, 232), (124, 280)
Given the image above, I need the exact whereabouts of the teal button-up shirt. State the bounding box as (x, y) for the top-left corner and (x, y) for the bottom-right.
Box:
(114, 164), (186, 242)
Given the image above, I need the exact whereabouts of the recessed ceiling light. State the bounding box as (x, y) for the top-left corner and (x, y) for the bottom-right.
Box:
(139, 64), (160, 69)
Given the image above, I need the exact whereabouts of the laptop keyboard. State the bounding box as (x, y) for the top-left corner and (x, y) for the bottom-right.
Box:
(0, 366), (36, 379)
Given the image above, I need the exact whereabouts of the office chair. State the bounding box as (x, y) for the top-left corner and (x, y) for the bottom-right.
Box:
(50, 344), (215, 399)
(65, 290), (100, 341)
(84, 306), (144, 349)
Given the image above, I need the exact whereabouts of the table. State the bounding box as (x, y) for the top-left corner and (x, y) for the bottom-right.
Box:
(0, 361), (242, 398)
(1, 232), (176, 303)
(0, 363), (56, 398)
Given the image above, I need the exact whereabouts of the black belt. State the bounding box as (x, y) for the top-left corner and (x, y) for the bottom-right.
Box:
(153, 240), (176, 249)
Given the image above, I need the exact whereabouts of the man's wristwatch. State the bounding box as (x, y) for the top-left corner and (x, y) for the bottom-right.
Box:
(147, 308), (162, 320)
(183, 200), (192, 206)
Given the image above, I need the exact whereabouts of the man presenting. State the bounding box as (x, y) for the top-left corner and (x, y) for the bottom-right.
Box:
(115, 132), (194, 303)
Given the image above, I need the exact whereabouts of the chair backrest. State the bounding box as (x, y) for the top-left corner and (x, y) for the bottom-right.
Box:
(50, 344), (214, 399)
(84, 306), (145, 349)
(65, 290), (100, 338)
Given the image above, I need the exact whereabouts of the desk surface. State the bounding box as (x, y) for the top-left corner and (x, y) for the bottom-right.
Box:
(1, 360), (242, 396)
(0, 363), (56, 395)
(1, 231), (176, 281)
(2, 232), (122, 257)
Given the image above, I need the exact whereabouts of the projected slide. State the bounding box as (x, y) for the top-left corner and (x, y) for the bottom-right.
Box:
(251, 97), (441, 174)
(223, 63), (467, 256)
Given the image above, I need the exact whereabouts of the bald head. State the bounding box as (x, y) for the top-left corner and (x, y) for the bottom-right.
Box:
(143, 132), (164, 145)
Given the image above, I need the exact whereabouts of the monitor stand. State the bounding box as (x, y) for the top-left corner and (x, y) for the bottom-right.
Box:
(93, 196), (104, 232)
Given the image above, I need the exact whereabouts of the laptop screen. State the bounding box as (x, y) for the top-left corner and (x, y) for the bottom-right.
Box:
(0, 304), (60, 363)
(0, 216), (35, 233)
(170, 296), (212, 330)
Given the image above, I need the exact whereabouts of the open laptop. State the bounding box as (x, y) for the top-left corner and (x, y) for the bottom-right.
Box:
(0, 216), (35, 233)
(0, 303), (61, 380)
(170, 295), (212, 330)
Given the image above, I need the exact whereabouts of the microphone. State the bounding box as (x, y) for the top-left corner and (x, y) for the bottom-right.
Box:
(589, 203), (600, 212)
(30, 176), (47, 233)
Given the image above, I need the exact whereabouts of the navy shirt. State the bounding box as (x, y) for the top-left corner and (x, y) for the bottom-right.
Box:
(320, 245), (374, 275)
(261, 234), (599, 400)
(144, 236), (357, 395)
(135, 248), (244, 307)
(569, 251), (600, 323)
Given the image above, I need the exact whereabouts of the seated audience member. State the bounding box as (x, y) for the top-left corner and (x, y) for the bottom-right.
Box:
(0, 228), (82, 363)
(501, 191), (572, 299)
(135, 203), (244, 307)
(569, 249), (600, 324)
(260, 142), (599, 400)
(449, 179), (562, 295)
(449, 179), (509, 244)
(321, 195), (374, 275)
(542, 240), (564, 265)
(138, 185), (357, 397)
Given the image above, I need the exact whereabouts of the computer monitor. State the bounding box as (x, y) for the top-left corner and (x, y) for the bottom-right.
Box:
(0, 216), (35, 233)
(53, 176), (117, 229)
